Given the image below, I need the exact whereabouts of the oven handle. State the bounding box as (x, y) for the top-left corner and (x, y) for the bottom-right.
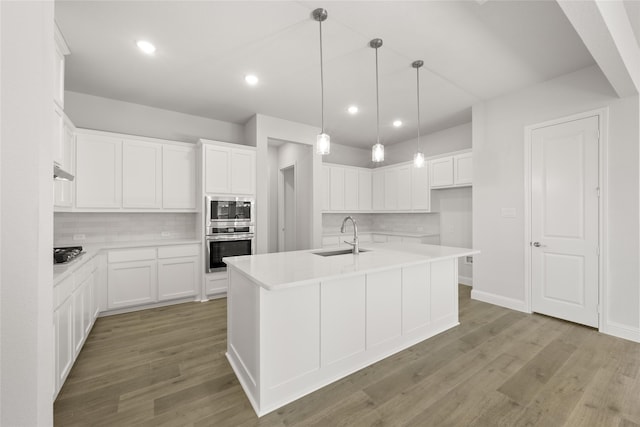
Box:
(206, 234), (255, 242)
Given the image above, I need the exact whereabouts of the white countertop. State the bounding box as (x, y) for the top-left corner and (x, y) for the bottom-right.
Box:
(53, 239), (201, 284)
(323, 231), (439, 238)
(224, 243), (478, 291)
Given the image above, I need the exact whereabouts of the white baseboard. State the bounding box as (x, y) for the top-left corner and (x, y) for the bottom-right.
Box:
(602, 320), (640, 343)
(458, 275), (473, 286)
(470, 289), (528, 313)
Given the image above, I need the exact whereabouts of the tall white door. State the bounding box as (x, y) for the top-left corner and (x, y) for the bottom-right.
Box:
(531, 116), (599, 327)
(279, 166), (296, 252)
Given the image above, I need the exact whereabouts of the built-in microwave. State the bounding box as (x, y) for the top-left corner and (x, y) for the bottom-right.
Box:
(205, 196), (254, 224)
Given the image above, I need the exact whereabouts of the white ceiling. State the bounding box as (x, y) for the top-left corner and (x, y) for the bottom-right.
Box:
(55, 1), (595, 149)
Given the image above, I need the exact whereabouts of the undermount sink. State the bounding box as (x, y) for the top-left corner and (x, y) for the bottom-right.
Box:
(312, 248), (369, 257)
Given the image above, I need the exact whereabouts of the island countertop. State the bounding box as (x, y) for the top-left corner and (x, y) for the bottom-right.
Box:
(223, 243), (479, 291)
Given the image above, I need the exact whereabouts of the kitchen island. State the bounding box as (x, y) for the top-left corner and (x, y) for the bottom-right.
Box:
(223, 243), (478, 417)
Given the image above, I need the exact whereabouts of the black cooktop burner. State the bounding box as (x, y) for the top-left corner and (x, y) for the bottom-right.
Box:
(54, 246), (83, 265)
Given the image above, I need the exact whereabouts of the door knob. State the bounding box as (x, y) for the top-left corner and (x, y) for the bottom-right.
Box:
(532, 242), (545, 247)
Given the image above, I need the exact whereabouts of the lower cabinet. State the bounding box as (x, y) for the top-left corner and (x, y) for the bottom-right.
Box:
(205, 271), (228, 297)
(54, 257), (98, 397)
(107, 244), (200, 310)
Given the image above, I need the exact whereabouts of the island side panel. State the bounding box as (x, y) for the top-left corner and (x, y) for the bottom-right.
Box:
(260, 283), (321, 399)
(366, 269), (402, 348)
(402, 263), (431, 334)
(226, 266), (261, 411)
(430, 258), (459, 326)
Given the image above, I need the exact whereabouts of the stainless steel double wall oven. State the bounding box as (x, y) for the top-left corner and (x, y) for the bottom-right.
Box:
(205, 196), (255, 272)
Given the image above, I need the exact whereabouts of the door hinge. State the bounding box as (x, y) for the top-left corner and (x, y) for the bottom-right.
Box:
(596, 187), (600, 197)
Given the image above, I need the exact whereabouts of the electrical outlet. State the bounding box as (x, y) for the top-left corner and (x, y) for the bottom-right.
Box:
(73, 234), (86, 241)
(161, 231), (171, 237)
(465, 256), (473, 265)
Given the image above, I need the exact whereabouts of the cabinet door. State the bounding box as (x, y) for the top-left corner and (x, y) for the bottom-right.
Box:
(158, 257), (198, 301)
(231, 149), (256, 195)
(430, 157), (454, 188)
(54, 118), (75, 208)
(53, 40), (65, 108)
(76, 135), (122, 208)
(329, 167), (345, 211)
(54, 297), (73, 394)
(321, 166), (330, 211)
(73, 283), (85, 357)
(122, 140), (162, 208)
(372, 170), (384, 211)
(206, 273), (227, 295)
(344, 168), (359, 211)
(163, 145), (196, 209)
(204, 146), (230, 194)
(411, 163), (430, 211)
(82, 274), (94, 336)
(397, 165), (412, 210)
(53, 105), (65, 166)
(384, 169), (398, 210)
(454, 152), (473, 186)
(107, 260), (157, 309)
(358, 170), (372, 211)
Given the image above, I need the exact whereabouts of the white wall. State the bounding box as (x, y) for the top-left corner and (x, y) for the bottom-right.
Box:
(381, 122), (472, 166)
(64, 91), (245, 144)
(431, 188), (473, 282)
(322, 143), (372, 168)
(245, 114), (322, 253)
(1, 1), (54, 424)
(473, 64), (639, 341)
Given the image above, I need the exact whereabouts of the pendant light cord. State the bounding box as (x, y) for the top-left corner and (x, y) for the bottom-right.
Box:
(375, 46), (380, 145)
(319, 19), (325, 134)
(416, 65), (421, 152)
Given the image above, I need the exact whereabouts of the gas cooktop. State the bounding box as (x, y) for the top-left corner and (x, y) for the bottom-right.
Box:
(54, 246), (84, 265)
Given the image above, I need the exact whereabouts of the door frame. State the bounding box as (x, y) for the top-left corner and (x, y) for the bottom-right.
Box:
(278, 162), (297, 252)
(523, 107), (608, 331)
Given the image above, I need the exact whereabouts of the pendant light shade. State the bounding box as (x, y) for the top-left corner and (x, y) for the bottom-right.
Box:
(370, 38), (384, 163)
(412, 60), (425, 168)
(313, 8), (330, 155)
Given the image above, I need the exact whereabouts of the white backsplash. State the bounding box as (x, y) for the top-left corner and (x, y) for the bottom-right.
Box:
(54, 212), (197, 246)
(322, 213), (439, 235)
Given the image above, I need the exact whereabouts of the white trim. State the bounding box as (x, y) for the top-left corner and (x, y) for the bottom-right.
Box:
(458, 275), (473, 286)
(602, 321), (640, 343)
(470, 289), (527, 313)
(523, 108), (608, 331)
(278, 162), (297, 252)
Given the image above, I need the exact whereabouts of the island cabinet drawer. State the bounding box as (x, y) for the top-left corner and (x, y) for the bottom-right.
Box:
(107, 248), (156, 263)
(158, 244), (199, 259)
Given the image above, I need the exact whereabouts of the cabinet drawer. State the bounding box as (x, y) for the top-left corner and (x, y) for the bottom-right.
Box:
(206, 273), (227, 295)
(54, 276), (75, 309)
(158, 244), (199, 259)
(108, 248), (156, 263)
(74, 257), (96, 286)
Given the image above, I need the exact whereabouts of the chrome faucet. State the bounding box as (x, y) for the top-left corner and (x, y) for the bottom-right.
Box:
(340, 216), (359, 254)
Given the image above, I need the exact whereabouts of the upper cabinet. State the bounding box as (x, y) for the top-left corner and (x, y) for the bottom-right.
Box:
(430, 151), (472, 189)
(322, 162), (428, 213)
(202, 140), (256, 196)
(75, 130), (197, 211)
(53, 24), (70, 109)
(54, 112), (76, 209)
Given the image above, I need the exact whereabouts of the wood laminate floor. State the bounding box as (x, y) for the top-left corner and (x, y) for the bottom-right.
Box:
(55, 286), (640, 426)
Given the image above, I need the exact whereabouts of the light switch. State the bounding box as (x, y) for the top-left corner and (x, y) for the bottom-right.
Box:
(501, 208), (516, 218)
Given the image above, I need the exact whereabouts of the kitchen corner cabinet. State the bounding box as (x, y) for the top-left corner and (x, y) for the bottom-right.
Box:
(203, 142), (256, 195)
(430, 151), (472, 189)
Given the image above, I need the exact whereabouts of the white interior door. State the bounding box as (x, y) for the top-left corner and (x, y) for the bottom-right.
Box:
(278, 165), (296, 252)
(531, 116), (599, 327)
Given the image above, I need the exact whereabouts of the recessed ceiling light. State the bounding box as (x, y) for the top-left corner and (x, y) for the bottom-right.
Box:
(347, 106), (359, 114)
(245, 75), (259, 86)
(393, 120), (403, 127)
(136, 40), (156, 55)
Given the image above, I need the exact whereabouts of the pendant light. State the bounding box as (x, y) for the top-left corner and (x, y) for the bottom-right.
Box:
(313, 8), (330, 155)
(412, 60), (425, 168)
(370, 38), (384, 163)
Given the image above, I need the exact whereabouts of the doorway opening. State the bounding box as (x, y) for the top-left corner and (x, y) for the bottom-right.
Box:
(279, 164), (296, 252)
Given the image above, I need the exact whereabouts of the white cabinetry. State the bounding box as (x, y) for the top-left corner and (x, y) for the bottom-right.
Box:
(162, 145), (196, 209)
(430, 151), (472, 189)
(323, 164), (372, 212)
(54, 256), (98, 397)
(411, 162), (430, 211)
(75, 134), (122, 208)
(203, 141), (256, 195)
(358, 170), (372, 210)
(157, 245), (199, 300)
(122, 140), (162, 208)
(54, 113), (75, 208)
(53, 24), (69, 108)
(106, 244), (200, 310)
(372, 170), (384, 211)
(329, 166), (345, 211)
(321, 166), (330, 211)
(206, 272), (228, 297)
(107, 249), (157, 309)
(75, 130), (197, 211)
